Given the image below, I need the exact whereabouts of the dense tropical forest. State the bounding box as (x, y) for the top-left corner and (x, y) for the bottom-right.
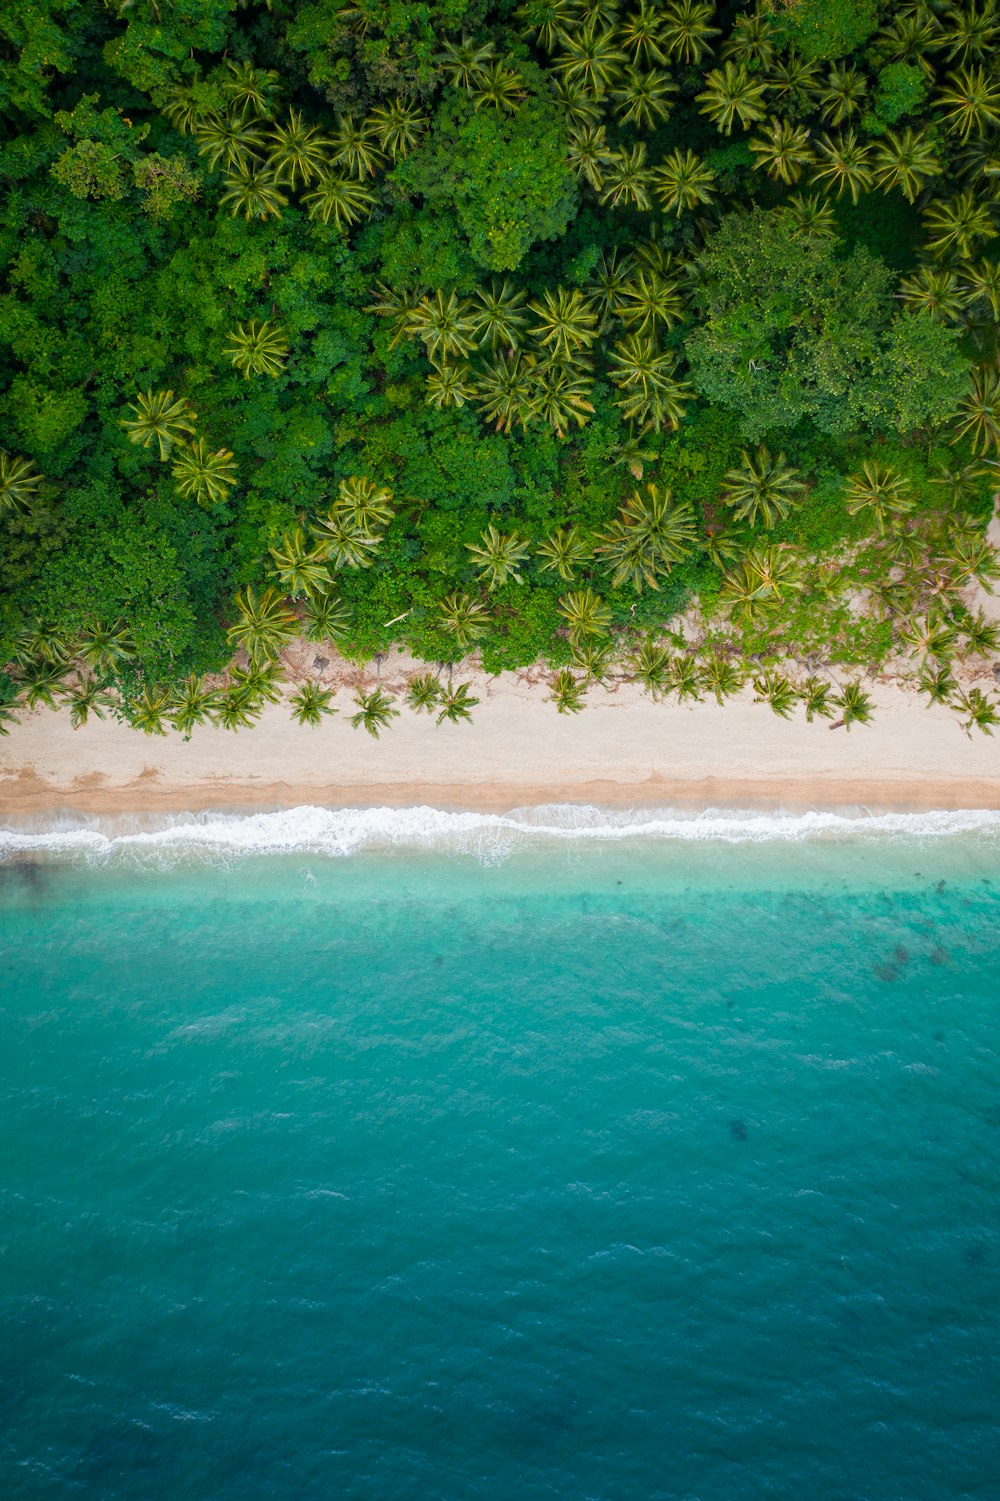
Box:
(2, 0), (1000, 735)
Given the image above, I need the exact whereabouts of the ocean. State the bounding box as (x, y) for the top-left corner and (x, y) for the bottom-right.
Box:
(2, 806), (999, 1500)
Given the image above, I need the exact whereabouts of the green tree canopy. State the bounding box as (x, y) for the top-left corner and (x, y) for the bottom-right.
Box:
(685, 209), (965, 440)
(394, 84), (577, 273)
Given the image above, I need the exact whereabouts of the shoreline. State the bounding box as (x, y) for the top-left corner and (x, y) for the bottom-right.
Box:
(3, 669), (1000, 820)
(4, 775), (1000, 819)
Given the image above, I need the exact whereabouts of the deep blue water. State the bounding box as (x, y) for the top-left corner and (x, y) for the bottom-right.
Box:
(2, 816), (999, 1500)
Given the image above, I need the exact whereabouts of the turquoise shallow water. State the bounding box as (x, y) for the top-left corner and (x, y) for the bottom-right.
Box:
(2, 815), (1000, 1500)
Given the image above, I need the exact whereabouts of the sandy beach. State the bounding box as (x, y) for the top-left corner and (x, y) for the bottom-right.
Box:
(2, 652), (999, 817)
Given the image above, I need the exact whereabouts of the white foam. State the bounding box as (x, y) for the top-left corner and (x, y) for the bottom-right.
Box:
(2, 802), (1000, 864)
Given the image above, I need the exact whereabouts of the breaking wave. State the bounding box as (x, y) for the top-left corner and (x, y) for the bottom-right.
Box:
(3, 802), (1000, 865)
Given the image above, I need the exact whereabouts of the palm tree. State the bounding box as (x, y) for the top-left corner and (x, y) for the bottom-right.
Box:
(312, 509), (382, 570)
(549, 75), (604, 130)
(917, 661), (958, 705)
(923, 191), (996, 260)
(943, 530), (1000, 590)
(558, 586), (612, 644)
(336, 475), (395, 532)
(439, 33), (496, 89)
(227, 585), (299, 665)
(406, 673), (441, 713)
(220, 162), (288, 220)
(466, 525), (531, 590)
(16, 655), (69, 710)
(801, 676), (835, 721)
(13, 621), (71, 666)
(899, 612), (959, 661)
(608, 331), (678, 394)
(470, 280), (529, 350)
(474, 351), (538, 432)
(876, 10), (941, 74)
(611, 435), (657, 481)
(612, 68), (676, 131)
(0, 450), (43, 517)
(549, 669), (588, 714)
(810, 129), (873, 203)
(408, 290), (478, 363)
(0, 684), (20, 736)
(289, 681), (337, 726)
(700, 653), (744, 704)
(597, 485), (697, 592)
(121, 390), (196, 461)
(195, 113), (266, 171)
(619, 0), (667, 64)
(613, 270), (685, 335)
(927, 458), (990, 506)
(350, 686), (399, 738)
(769, 52), (822, 114)
(330, 114), (384, 178)
(661, 0), (721, 64)
(571, 637), (616, 681)
(753, 672), (800, 719)
(629, 638), (671, 697)
(369, 98), (427, 161)
(303, 587), (352, 644)
(222, 660), (280, 705)
(897, 265), (969, 321)
(172, 439), (237, 507)
(721, 11), (775, 67)
(436, 683), (480, 725)
(225, 320), (290, 379)
(871, 127), (941, 203)
(651, 149), (715, 216)
(963, 257), (1000, 320)
(599, 143), (654, 212)
(960, 608), (1000, 656)
(63, 677), (113, 730)
(696, 61), (769, 135)
(555, 20), (627, 94)
(817, 62), (868, 125)
(587, 246), (636, 318)
(535, 524), (592, 581)
(529, 288), (599, 362)
(268, 109), (331, 188)
(950, 365), (1000, 453)
(935, 64), (1000, 141)
(77, 618), (135, 675)
(780, 191), (838, 241)
(471, 62), (524, 113)
(426, 360), (474, 410)
(940, 4), (1000, 63)
(722, 446), (805, 529)
(721, 545), (802, 620)
(302, 173), (376, 229)
(567, 124), (615, 191)
(221, 59), (280, 123)
(229, 661), (285, 708)
(954, 686), (999, 734)
(531, 360), (596, 438)
(832, 682), (875, 730)
(608, 337), (692, 433)
(269, 525), (332, 597)
(669, 653), (704, 704)
(129, 685), (172, 736)
(749, 120), (814, 186)
(438, 591), (491, 652)
(702, 524), (743, 570)
(216, 685), (260, 732)
(844, 462), (915, 533)
(169, 674), (220, 737)
(160, 78), (207, 136)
